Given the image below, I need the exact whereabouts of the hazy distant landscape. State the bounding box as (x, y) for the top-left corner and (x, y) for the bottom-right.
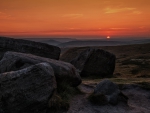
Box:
(25, 37), (150, 48)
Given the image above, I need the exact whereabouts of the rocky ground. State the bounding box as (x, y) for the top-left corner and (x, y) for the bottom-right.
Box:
(67, 80), (150, 113)
(0, 37), (150, 113)
(59, 43), (150, 113)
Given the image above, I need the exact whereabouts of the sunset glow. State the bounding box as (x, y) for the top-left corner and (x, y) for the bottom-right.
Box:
(107, 36), (110, 39)
(0, 0), (150, 38)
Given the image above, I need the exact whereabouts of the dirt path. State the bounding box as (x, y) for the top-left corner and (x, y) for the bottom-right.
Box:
(66, 83), (150, 113)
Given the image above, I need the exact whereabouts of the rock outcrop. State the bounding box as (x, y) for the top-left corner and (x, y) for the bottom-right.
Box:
(94, 79), (128, 105)
(71, 48), (116, 77)
(0, 37), (61, 60)
(0, 63), (56, 113)
(0, 51), (81, 87)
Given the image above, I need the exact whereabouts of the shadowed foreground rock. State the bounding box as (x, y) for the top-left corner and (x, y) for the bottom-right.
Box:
(0, 63), (56, 113)
(71, 48), (116, 77)
(0, 51), (81, 87)
(0, 37), (61, 60)
(94, 79), (128, 105)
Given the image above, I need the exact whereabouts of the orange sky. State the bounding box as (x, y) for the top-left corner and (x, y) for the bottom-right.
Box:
(0, 0), (150, 38)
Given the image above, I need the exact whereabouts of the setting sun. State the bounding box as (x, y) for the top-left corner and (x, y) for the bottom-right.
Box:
(107, 36), (110, 39)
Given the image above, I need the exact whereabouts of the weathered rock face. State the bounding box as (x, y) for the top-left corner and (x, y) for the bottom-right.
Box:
(94, 79), (128, 105)
(0, 37), (61, 60)
(71, 48), (116, 77)
(0, 63), (57, 113)
(0, 51), (81, 87)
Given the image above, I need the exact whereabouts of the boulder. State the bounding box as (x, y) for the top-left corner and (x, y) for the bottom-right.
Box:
(94, 79), (128, 105)
(0, 51), (81, 87)
(0, 37), (61, 60)
(71, 48), (116, 77)
(0, 63), (57, 113)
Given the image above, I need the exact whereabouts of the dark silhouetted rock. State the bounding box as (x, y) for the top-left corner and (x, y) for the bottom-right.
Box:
(0, 63), (56, 113)
(0, 37), (61, 60)
(94, 79), (128, 105)
(0, 51), (81, 87)
(71, 48), (116, 77)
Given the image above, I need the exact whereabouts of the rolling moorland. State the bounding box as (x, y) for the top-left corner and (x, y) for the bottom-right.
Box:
(24, 38), (150, 112)
(25, 37), (150, 79)
(60, 41), (150, 113)
(61, 42), (150, 78)
(40, 38), (150, 112)
(0, 37), (150, 113)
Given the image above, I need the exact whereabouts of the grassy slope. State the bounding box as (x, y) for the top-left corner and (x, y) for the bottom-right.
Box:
(60, 43), (150, 112)
(60, 43), (150, 78)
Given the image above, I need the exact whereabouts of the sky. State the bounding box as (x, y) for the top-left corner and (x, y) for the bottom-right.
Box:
(0, 0), (150, 38)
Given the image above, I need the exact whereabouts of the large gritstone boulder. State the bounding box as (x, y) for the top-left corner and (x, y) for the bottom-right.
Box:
(71, 48), (116, 77)
(94, 79), (128, 105)
(0, 63), (57, 113)
(0, 37), (61, 60)
(0, 51), (81, 87)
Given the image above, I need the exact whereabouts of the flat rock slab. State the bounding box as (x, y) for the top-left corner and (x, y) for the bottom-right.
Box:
(0, 51), (81, 87)
(0, 37), (61, 60)
(0, 63), (56, 113)
(71, 48), (116, 77)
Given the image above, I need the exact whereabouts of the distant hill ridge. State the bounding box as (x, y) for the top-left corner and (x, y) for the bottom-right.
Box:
(58, 40), (127, 47)
(1, 36), (150, 47)
(41, 39), (61, 46)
